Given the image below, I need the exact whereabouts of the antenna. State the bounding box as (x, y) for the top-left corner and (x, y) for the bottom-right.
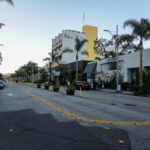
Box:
(83, 12), (85, 26)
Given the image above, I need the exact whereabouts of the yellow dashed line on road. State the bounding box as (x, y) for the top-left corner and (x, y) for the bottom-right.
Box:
(26, 88), (150, 126)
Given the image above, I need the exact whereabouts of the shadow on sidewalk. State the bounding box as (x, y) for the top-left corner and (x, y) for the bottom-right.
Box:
(0, 109), (131, 150)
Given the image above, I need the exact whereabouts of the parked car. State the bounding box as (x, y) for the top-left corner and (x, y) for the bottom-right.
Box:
(73, 81), (90, 90)
(34, 79), (44, 84)
(0, 78), (7, 87)
(48, 81), (55, 86)
(82, 81), (91, 90)
(0, 80), (4, 90)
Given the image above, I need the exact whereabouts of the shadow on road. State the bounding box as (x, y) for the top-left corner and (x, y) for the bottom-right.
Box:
(0, 109), (131, 150)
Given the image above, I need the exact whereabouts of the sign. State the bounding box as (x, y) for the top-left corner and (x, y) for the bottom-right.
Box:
(87, 76), (94, 79)
(54, 71), (60, 77)
(64, 33), (73, 39)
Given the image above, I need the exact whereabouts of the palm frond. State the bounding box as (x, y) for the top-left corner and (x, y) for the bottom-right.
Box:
(62, 48), (73, 54)
(75, 36), (88, 52)
(0, 0), (14, 6)
(43, 57), (50, 61)
(0, 23), (5, 29)
(81, 50), (89, 56)
(123, 19), (140, 29)
(0, 52), (2, 65)
(6, 0), (14, 5)
(95, 57), (101, 61)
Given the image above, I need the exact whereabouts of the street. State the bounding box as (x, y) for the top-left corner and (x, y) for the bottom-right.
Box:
(0, 83), (150, 150)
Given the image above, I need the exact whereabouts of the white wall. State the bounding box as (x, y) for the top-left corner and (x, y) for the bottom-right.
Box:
(61, 30), (86, 64)
(95, 49), (150, 82)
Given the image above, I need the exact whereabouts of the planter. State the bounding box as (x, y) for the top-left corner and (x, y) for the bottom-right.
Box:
(53, 88), (59, 92)
(44, 86), (49, 90)
(37, 85), (41, 88)
(66, 89), (75, 95)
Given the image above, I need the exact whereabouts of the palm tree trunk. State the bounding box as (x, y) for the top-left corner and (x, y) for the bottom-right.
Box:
(139, 40), (143, 86)
(76, 53), (78, 81)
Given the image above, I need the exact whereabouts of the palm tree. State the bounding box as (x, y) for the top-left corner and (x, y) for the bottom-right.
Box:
(0, 23), (5, 29)
(0, 52), (2, 65)
(63, 36), (88, 81)
(0, 0), (14, 28)
(123, 18), (150, 86)
(0, 0), (14, 64)
(0, 0), (14, 5)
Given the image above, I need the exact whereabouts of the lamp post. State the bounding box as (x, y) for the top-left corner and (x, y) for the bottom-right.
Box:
(104, 25), (120, 92)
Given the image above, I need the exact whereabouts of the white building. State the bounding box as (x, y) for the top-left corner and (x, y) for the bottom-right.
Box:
(85, 49), (150, 83)
(52, 30), (86, 68)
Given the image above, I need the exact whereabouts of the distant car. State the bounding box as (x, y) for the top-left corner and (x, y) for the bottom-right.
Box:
(82, 81), (91, 90)
(34, 80), (44, 84)
(0, 80), (4, 90)
(48, 81), (55, 86)
(73, 81), (90, 90)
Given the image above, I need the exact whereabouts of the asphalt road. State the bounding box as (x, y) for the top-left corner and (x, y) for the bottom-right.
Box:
(0, 83), (150, 150)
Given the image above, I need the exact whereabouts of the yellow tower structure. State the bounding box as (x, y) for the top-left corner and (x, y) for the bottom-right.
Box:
(82, 25), (98, 61)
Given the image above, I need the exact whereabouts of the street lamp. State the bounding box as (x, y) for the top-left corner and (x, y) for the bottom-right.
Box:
(104, 25), (120, 92)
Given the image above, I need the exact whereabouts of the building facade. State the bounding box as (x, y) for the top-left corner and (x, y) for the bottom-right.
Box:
(51, 25), (98, 78)
(82, 25), (98, 61)
(52, 30), (86, 68)
(85, 49), (150, 83)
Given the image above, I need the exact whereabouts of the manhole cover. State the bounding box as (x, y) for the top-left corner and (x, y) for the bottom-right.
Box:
(124, 104), (136, 106)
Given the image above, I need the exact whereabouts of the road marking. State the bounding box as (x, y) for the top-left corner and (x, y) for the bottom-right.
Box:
(26, 88), (150, 126)
(58, 86), (150, 109)
(81, 93), (150, 109)
(104, 127), (110, 130)
(8, 93), (13, 97)
(9, 129), (14, 132)
(119, 140), (124, 143)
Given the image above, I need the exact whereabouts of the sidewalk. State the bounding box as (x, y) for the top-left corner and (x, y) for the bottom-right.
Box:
(100, 88), (133, 95)
(18, 82), (150, 98)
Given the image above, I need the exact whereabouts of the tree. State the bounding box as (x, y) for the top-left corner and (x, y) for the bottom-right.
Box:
(0, 0), (14, 26)
(0, 73), (2, 78)
(0, 0), (14, 6)
(0, 0), (14, 64)
(12, 61), (38, 81)
(0, 52), (2, 65)
(44, 52), (56, 81)
(63, 36), (88, 81)
(38, 67), (47, 81)
(123, 18), (150, 86)
(94, 37), (119, 59)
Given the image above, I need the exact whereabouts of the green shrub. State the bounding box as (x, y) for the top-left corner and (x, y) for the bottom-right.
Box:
(53, 84), (59, 89)
(0, 73), (2, 78)
(121, 82), (129, 91)
(44, 83), (50, 88)
(37, 83), (42, 88)
(131, 84), (148, 95)
(67, 85), (75, 92)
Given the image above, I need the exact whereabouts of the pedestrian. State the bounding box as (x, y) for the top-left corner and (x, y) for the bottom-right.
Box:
(67, 81), (70, 86)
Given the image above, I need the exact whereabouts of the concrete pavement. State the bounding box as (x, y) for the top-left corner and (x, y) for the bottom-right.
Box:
(1, 83), (150, 149)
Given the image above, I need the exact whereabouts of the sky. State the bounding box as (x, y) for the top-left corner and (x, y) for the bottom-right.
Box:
(0, 0), (150, 74)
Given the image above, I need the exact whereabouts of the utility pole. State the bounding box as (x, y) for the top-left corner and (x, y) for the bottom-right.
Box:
(32, 66), (33, 84)
(116, 25), (119, 92)
(104, 25), (120, 92)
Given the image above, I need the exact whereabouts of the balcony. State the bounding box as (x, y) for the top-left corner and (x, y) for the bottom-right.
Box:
(52, 42), (62, 51)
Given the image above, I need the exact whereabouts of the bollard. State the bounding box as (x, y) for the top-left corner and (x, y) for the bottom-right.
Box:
(80, 87), (82, 97)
